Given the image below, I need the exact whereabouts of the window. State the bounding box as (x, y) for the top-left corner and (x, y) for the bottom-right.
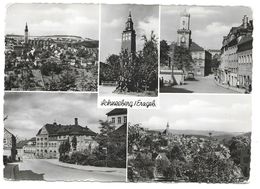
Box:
(118, 117), (121, 124)
(124, 116), (127, 123)
(111, 117), (115, 123)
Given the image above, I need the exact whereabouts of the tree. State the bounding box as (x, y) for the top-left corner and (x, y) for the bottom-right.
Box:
(173, 45), (194, 73)
(128, 124), (147, 153)
(99, 54), (120, 83)
(71, 136), (77, 151)
(211, 54), (221, 72)
(229, 136), (250, 164)
(59, 138), (71, 157)
(115, 31), (158, 93)
(160, 40), (170, 67)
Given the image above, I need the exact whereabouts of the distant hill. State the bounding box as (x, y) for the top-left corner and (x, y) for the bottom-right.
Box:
(154, 129), (246, 138)
(5, 34), (97, 42)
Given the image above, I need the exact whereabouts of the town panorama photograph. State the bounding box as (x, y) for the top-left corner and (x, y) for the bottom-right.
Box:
(5, 4), (99, 91)
(4, 93), (127, 181)
(128, 94), (251, 183)
(160, 6), (253, 93)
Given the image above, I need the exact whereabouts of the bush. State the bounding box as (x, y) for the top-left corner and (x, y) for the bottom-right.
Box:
(92, 160), (107, 167)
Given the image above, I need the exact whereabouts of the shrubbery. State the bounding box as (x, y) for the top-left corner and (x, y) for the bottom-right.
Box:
(59, 151), (125, 168)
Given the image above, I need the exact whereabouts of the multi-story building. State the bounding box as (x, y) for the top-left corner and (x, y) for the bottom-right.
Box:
(3, 128), (17, 161)
(106, 108), (127, 129)
(237, 35), (253, 91)
(219, 15), (253, 87)
(190, 42), (212, 77)
(36, 118), (97, 159)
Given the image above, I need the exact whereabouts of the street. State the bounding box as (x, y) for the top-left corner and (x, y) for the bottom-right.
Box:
(11, 159), (126, 181)
(160, 74), (238, 93)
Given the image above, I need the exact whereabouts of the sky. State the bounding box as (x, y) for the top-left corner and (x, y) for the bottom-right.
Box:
(5, 3), (99, 40)
(100, 4), (159, 62)
(161, 5), (253, 50)
(129, 94), (251, 133)
(4, 93), (111, 139)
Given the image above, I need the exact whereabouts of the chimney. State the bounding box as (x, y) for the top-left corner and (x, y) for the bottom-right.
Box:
(74, 118), (78, 126)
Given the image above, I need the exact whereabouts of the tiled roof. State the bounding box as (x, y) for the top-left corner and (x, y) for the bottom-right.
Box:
(238, 35), (253, 45)
(190, 42), (204, 51)
(37, 123), (96, 137)
(16, 140), (29, 149)
(113, 123), (127, 135)
(106, 108), (127, 116)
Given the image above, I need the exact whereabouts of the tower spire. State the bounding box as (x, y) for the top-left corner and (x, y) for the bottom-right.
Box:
(24, 22), (29, 44)
(25, 22), (28, 32)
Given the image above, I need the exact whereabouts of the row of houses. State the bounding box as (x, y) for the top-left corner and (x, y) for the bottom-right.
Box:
(219, 15), (253, 91)
(4, 108), (127, 161)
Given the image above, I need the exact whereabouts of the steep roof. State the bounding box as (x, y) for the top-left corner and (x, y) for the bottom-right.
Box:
(106, 108), (127, 116)
(190, 42), (204, 51)
(113, 123), (127, 135)
(16, 140), (29, 149)
(238, 35), (253, 45)
(37, 123), (96, 137)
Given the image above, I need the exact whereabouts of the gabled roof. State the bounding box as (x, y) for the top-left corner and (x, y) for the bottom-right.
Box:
(16, 140), (29, 149)
(190, 42), (204, 51)
(106, 108), (127, 116)
(113, 123), (127, 135)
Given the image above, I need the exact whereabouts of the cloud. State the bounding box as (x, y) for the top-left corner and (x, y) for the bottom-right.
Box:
(162, 6), (220, 18)
(4, 93), (109, 139)
(102, 18), (123, 28)
(193, 22), (240, 37)
(137, 16), (159, 37)
(188, 7), (220, 18)
(129, 95), (251, 133)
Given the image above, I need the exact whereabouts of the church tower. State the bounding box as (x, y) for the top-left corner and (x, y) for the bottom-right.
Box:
(177, 9), (192, 48)
(121, 11), (136, 55)
(24, 22), (29, 44)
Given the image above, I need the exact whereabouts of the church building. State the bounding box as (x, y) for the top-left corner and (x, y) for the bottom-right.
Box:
(177, 9), (192, 48)
(24, 22), (29, 45)
(121, 11), (136, 55)
(176, 9), (212, 77)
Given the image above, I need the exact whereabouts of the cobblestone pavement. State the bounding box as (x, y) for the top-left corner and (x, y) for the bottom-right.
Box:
(160, 74), (238, 93)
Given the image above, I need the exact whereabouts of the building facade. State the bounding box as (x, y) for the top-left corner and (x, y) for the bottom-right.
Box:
(190, 42), (212, 77)
(177, 9), (192, 48)
(237, 35), (252, 91)
(121, 12), (136, 55)
(219, 15), (253, 88)
(106, 108), (127, 129)
(36, 118), (97, 159)
(3, 128), (17, 161)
